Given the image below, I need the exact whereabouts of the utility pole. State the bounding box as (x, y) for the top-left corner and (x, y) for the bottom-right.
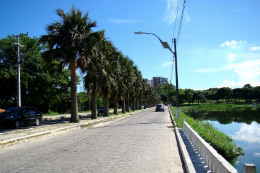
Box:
(173, 38), (179, 117)
(12, 32), (28, 107)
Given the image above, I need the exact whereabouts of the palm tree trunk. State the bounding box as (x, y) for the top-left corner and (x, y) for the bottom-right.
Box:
(135, 98), (138, 111)
(88, 96), (90, 111)
(143, 96), (146, 109)
(104, 96), (109, 117)
(132, 99), (135, 111)
(91, 90), (97, 119)
(122, 94), (125, 113)
(139, 96), (142, 110)
(70, 57), (80, 123)
(114, 96), (118, 115)
(126, 94), (130, 112)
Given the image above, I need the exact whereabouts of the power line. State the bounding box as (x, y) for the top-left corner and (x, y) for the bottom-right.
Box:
(170, 0), (182, 87)
(171, 0), (180, 48)
(177, 0), (186, 44)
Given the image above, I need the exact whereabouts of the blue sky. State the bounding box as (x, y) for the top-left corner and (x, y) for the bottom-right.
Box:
(1, 0), (260, 91)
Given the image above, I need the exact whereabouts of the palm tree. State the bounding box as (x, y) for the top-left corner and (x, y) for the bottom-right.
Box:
(140, 79), (148, 109)
(109, 51), (124, 115)
(124, 58), (135, 112)
(116, 55), (128, 113)
(39, 6), (100, 123)
(98, 40), (117, 117)
(84, 31), (106, 119)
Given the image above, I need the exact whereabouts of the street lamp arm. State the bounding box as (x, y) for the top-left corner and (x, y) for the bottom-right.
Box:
(134, 30), (179, 116)
(134, 31), (174, 54)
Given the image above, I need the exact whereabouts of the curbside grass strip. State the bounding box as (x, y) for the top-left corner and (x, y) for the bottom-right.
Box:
(168, 109), (196, 173)
(0, 108), (150, 148)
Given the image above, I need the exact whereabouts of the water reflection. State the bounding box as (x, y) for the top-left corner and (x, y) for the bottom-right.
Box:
(183, 108), (260, 125)
(254, 153), (260, 157)
(231, 122), (260, 143)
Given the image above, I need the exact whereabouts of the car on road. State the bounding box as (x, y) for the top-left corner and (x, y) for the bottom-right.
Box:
(98, 106), (109, 114)
(155, 104), (165, 112)
(0, 106), (43, 129)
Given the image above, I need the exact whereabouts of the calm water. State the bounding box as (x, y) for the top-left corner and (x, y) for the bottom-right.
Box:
(182, 107), (260, 173)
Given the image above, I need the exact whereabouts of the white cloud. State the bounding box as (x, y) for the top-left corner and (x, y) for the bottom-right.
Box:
(226, 53), (236, 64)
(196, 59), (260, 88)
(220, 40), (246, 48)
(163, 0), (181, 26)
(184, 10), (191, 23)
(254, 153), (260, 157)
(250, 47), (260, 51)
(230, 122), (260, 143)
(219, 80), (237, 88)
(215, 80), (260, 88)
(107, 18), (142, 24)
(160, 61), (172, 68)
(230, 60), (260, 83)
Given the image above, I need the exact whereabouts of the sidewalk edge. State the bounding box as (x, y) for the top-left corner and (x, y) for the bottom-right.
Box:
(169, 109), (196, 173)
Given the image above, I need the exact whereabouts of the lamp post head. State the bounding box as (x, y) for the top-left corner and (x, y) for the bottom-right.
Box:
(134, 31), (143, 34)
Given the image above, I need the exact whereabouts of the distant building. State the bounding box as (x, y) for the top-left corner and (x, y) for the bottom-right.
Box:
(152, 77), (168, 89)
(148, 80), (153, 87)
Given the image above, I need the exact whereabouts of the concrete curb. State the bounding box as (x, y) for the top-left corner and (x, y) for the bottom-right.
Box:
(168, 109), (196, 173)
(0, 108), (151, 148)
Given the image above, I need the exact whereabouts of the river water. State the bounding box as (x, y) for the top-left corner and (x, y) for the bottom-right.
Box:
(182, 107), (260, 173)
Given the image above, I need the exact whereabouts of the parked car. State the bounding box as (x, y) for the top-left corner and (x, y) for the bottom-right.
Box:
(0, 106), (43, 129)
(98, 106), (109, 114)
(156, 104), (165, 112)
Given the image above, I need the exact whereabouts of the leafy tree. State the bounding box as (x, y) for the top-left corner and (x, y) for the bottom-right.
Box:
(254, 86), (260, 101)
(184, 89), (193, 105)
(178, 89), (185, 105)
(192, 90), (205, 104)
(215, 87), (232, 102)
(232, 88), (242, 101)
(155, 83), (167, 103)
(39, 6), (101, 122)
(242, 84), (253, 102)
(243, 84), (253, 89)
(0, 35), (71, 113)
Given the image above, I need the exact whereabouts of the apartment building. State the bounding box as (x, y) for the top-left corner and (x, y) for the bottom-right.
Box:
(152, 77), (168, 89)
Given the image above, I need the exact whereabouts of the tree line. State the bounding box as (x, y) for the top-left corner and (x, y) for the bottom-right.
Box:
(155, 83), (260, 105)
(0, 6), (160, 123)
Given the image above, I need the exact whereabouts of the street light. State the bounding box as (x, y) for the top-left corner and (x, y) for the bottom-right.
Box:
(134, 31), (179, 117)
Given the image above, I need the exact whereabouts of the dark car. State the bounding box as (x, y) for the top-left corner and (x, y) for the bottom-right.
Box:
(156, 104), (165, 112)
(0, 106), (43, 129)
(98, 106), (109, 114)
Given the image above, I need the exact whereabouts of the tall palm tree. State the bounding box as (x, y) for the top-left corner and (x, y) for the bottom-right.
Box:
(124, 58), (135, 112)
(98, 39), (117, 117)
(116, 54), (128, 113)
(39, 6), (100, 123)
(84, 31), (106, 119)
(109, 51), (124, 115)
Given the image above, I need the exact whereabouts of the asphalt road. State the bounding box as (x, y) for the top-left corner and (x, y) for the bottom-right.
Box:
(0, 108), (186, 173)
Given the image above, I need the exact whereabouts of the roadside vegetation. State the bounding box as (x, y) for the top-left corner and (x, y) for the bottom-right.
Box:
(0, 6), (160, 122)
(156, 82), (260, 106)
(170, 106), (244, 161)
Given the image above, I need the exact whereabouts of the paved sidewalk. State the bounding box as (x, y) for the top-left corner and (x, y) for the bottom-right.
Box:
(42, 109), (121, 121)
